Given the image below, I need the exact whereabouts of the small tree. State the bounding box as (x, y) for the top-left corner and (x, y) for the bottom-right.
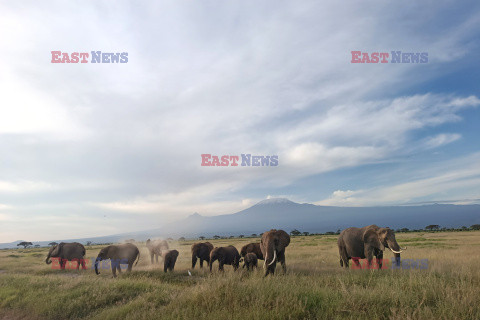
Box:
(86, 241), (92, 246)
(17, 242), (32, 249)
(303, 232), (310, 236)
(425, 225), (440, 231)
(48, 242), (58, 246)
(290, 229), (301, 236)
(400, 228), (409, 233)
(213, 235), (220, 239)
(239, 235), (244, 238)
(178, 237), (186, 241)
(251, 234), (257, 237)
(470, 224), (480, 230)
(199, 236), (205, 240)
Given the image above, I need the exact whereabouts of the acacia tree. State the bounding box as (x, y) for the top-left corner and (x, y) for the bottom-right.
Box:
(199, 236), (205, 240)
(425, 225), (440, 231)
(48, 242), (58, 246)
(17, 242), (33, 248)
(290, 229), (301, 236)
(471, 224), (480, 230)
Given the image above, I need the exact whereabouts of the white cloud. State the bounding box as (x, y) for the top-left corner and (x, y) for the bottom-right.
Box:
(317, 154), (480, 206)
(423, 133), (461, 149)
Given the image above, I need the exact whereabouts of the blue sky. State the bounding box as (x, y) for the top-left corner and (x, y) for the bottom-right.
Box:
(0, 0), (480, 242)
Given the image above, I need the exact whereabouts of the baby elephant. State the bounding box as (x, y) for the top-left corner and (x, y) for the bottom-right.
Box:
(242, 252), (258, 271)
(162, 249), (179, 273)
(95, 243), (140, 277)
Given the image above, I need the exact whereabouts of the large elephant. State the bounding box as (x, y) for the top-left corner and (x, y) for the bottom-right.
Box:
(95, 243), (140, 277)
(337, 225), (406, 269)
(191, 242), (214, 268)
(45, 242), (86, 270)
(240, 242), (264, 260)
(260, 229), (290, 276)
(146, 239), (169, 264)
(162, 249), (179, 273)
(209, 246), (240, 271)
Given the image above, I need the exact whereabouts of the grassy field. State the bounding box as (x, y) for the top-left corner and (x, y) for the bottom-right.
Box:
(1, 231), (480, 320)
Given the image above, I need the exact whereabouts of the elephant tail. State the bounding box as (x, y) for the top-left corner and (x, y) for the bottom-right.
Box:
(135, 251), (140, 266)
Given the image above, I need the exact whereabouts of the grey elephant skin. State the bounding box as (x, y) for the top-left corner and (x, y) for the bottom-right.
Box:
(95, 243), (140, 277)
(209, 245), (240, 271)
(146, 239), (169, 264)
(162, 249), (179, 273)
(337, 225), (406, 269)
(240, 242), (264, 260)
(242, 252), (258, 271)
(260, 229), (290, 276)
(191, 242), (214, 268)
(45, 242), (86, 269)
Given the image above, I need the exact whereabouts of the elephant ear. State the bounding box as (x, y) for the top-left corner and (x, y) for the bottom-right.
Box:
(362, 229), (385, 251)
(277, 230), (291, 249)
(51, 243), (64, 256)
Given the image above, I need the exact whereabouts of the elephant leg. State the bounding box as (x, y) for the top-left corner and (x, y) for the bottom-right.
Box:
(192, 255), (197, 269)
(155, 254), (159, 264)
(375, 251), (384, 270)
(219, 261), (224, 271)
(61, 259), (67, 270)
(278, 252), (287, 273)
(352, 257), (361, 269)
(111, 265), (117, 278)
(80, 259), (87, 270)
(164, 262), (168, 273)
(127, 263), (133, 272)
(150, 253), (154, 264)
(200, 259), (204, 268)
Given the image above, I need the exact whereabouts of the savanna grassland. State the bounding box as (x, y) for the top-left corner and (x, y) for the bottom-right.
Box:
(1, 231), (480, 320)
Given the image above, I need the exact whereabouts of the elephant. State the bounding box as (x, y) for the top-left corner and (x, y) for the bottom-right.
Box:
(209, 245), (241, 271)
(95, 243), (140, 277)
(240, 242), (264, 260)
(45, 242), (86, 270)
(337, 225), (406, 269)
(191, 242), (214, 269)
(260, 229), (290, 276)
(162, 249), (179, 273)
(242, 252), (258, 271)
(146, 239), (169, 264)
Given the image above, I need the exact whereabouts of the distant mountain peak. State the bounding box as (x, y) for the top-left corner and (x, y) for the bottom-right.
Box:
(254, 198), (295, 206)
(188, 212), (203, 218)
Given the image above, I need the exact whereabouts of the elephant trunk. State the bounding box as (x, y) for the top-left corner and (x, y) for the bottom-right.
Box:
(95, 256), (101, 275)
(388, 239), (403, 266)
(263, 240), (276, 269)
(209, 256), (215, 272)
(45, 254), (52, 264)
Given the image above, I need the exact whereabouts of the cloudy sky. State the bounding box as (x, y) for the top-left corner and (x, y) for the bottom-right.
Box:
(1, 1), (479, 242)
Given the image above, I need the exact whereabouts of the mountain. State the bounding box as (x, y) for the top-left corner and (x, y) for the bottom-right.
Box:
(1, 198), (479, 249)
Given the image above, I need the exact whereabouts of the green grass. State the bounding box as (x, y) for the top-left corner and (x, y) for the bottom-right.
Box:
(1, 231), (480, 319)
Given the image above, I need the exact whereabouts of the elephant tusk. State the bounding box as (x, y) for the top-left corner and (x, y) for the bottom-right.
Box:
(390, 248), (403, 254)
(268, 251), (276, 266)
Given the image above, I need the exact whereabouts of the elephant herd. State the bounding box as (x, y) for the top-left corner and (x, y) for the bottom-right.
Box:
(44, 225), (406, 278)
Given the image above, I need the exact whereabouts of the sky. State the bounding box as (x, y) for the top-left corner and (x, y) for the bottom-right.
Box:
(1, 0), (480, 242)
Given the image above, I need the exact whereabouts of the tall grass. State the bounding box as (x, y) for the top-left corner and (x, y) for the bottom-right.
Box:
(1, 231), (480, 319)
